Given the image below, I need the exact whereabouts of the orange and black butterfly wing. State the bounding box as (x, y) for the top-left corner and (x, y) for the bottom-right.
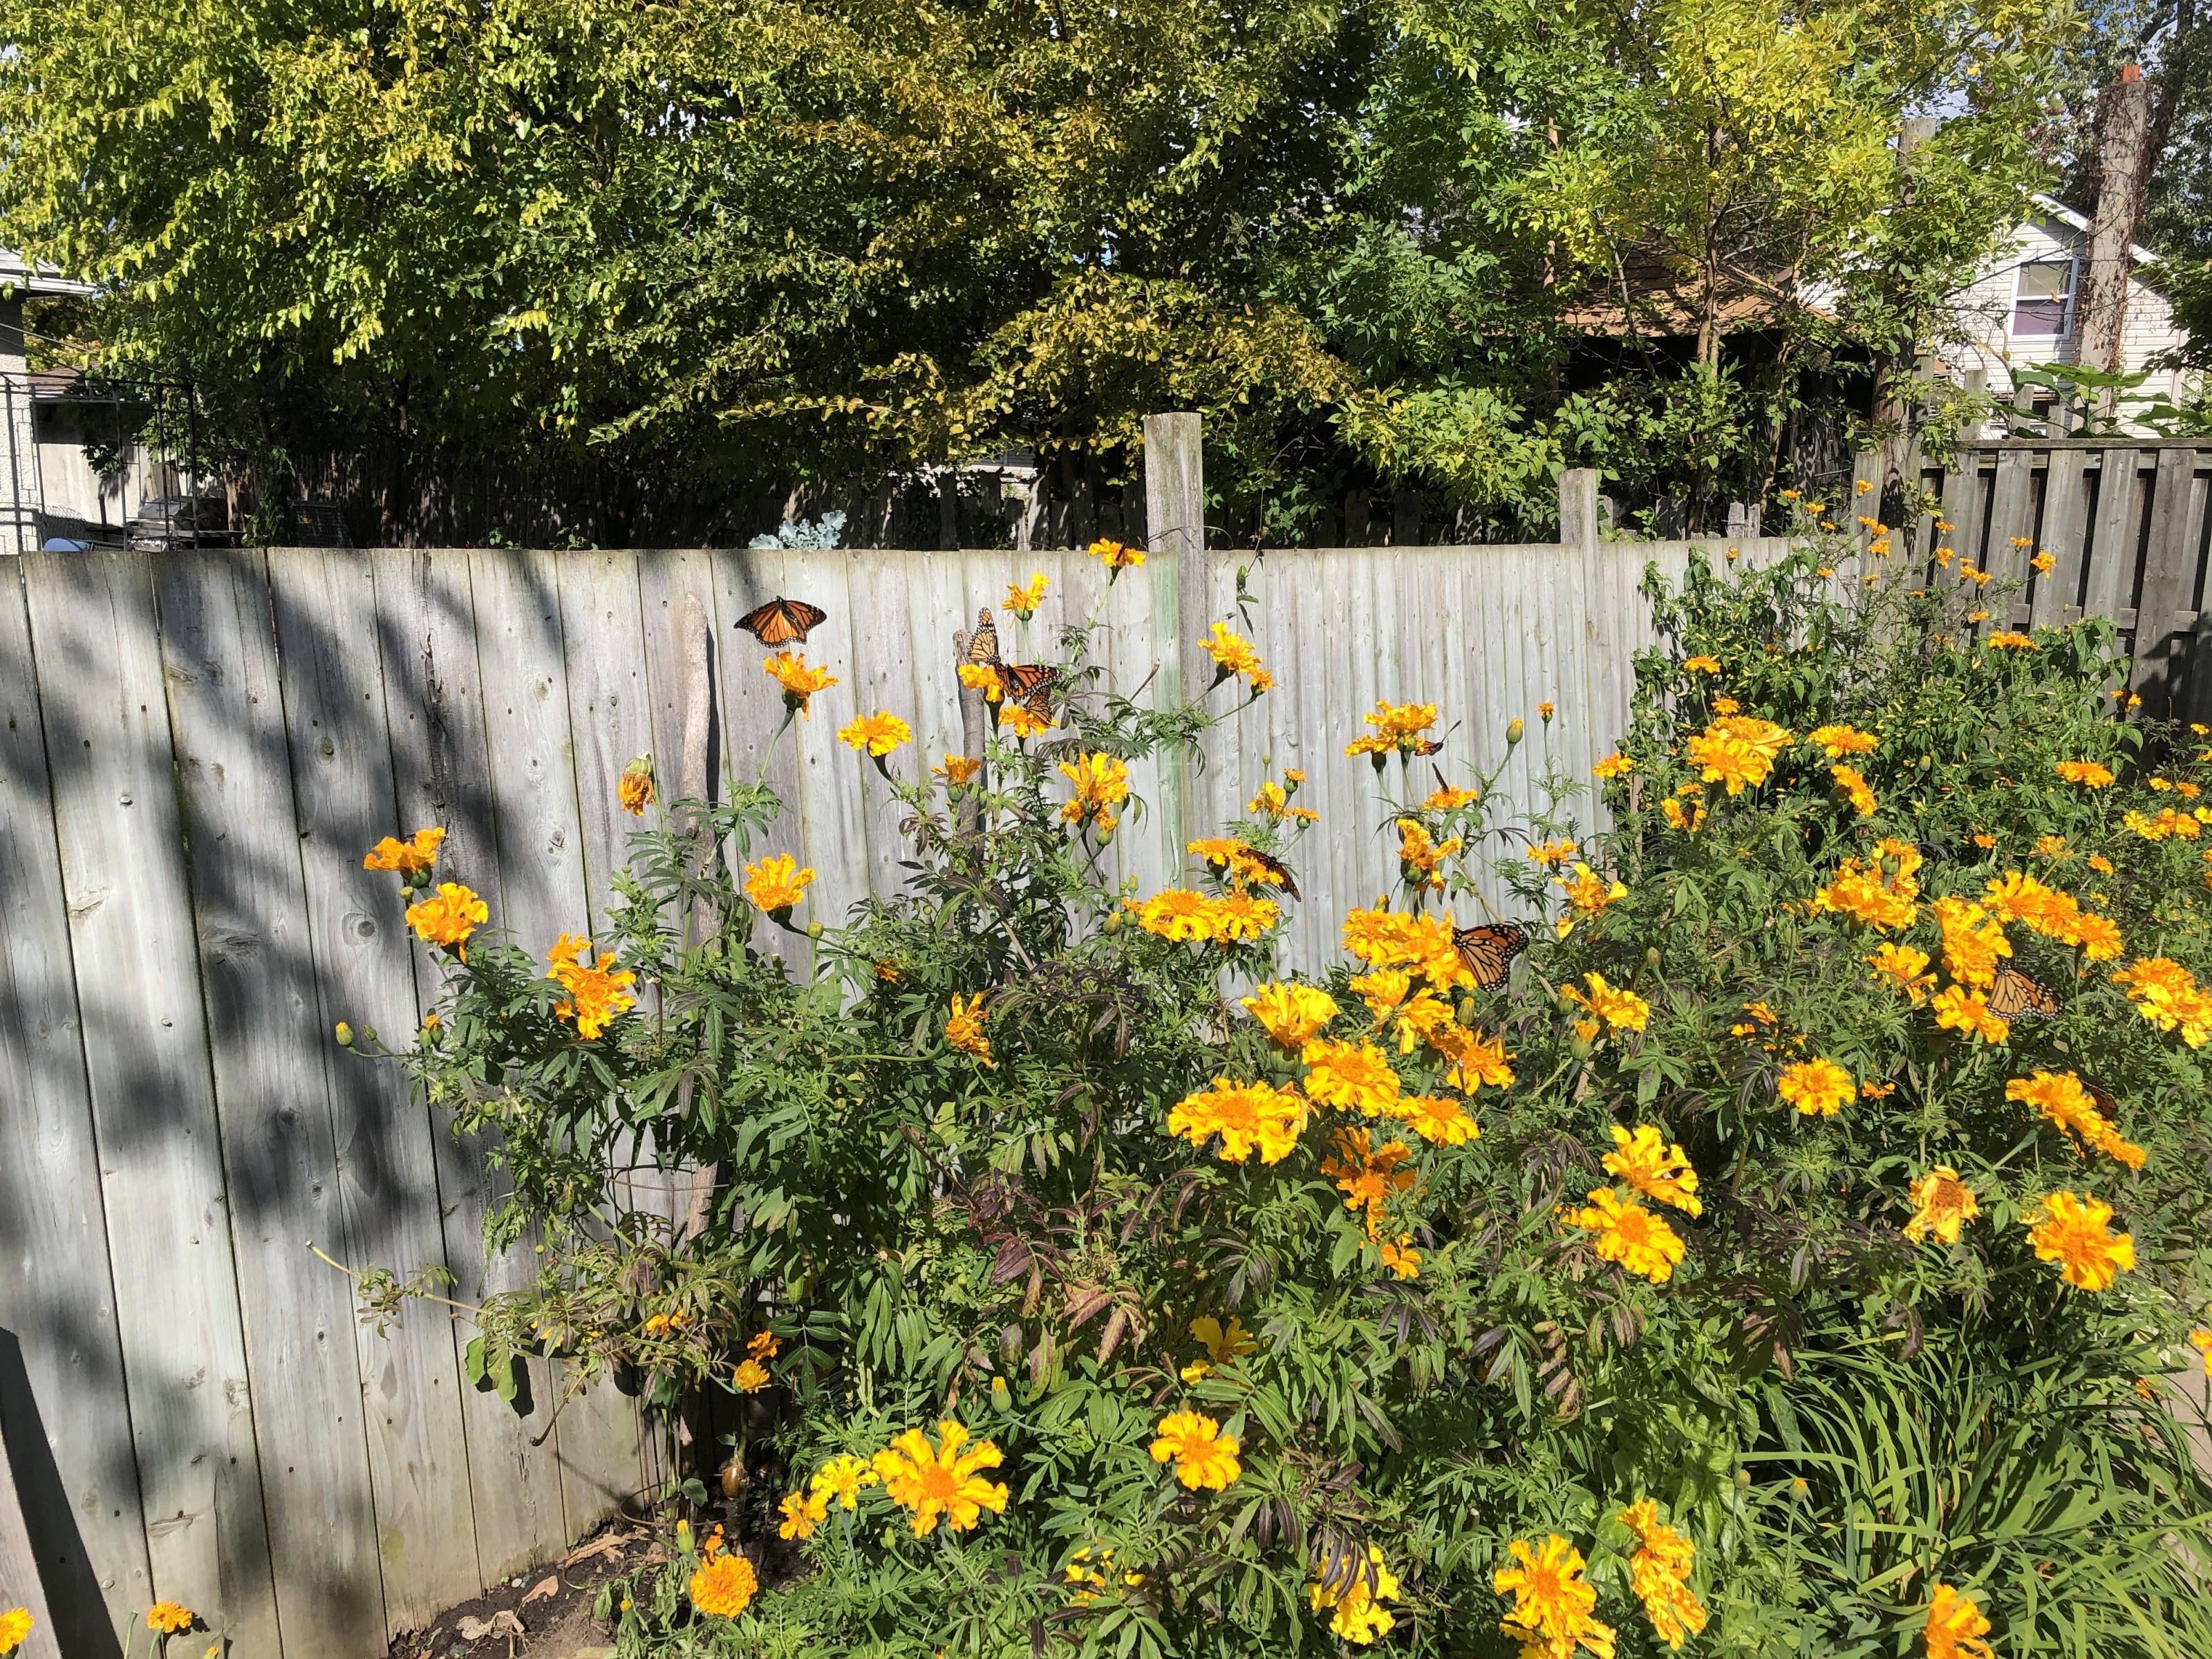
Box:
(1412, 738), (1443, 757)
(1453, 921), (1529, 991)
(1988, 962), (2061, 1020)
(738, 597), (827, 646)
(968, 608), (1001, 664)
(1004, 663), (1056, 720)
(1237, 847), (1300, 901)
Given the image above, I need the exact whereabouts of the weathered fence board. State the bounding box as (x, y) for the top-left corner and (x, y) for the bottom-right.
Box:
(10, 449), (2189, 1658)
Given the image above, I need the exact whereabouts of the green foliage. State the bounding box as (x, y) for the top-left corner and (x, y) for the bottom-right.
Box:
(341, 527), (2212, 1656)
(1, 0), (2072, 536)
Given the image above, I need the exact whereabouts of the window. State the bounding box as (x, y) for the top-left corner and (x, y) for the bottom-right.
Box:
(2012, 260), (2074, 338)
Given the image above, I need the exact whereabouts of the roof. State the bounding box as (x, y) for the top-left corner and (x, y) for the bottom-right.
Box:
(0, 250), (95, 299)
(2027, 195), (2157, 267)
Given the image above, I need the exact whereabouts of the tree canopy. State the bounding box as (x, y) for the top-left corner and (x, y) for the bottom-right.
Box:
(0, 0), (2081, 541)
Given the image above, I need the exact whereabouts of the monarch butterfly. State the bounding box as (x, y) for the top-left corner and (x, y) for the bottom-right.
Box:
(1002, 663), (1056, 722)
(1410, 738), (1443, 757)
(1453, 921), (1529, 991)
(1193, 841), (1301, 901)
(735, 597), (828, 646)
(1987, 961), (2060, 1020)
(967, 608), (1000, 664)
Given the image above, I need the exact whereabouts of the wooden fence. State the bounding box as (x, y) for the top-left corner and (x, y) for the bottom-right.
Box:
(1900, 440), (2212, 720)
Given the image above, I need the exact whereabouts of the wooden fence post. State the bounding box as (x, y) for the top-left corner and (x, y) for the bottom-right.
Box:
(1143, 413), (1208, 856)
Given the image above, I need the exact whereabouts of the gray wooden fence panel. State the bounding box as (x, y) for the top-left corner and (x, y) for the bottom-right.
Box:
(20, 550), (281, 1653)
(0, 563), (147, 1653)
(2132, 448), (2201, 712)
(558, 554), (655, 935)
(2033, 451), (2092, 628)
(158, 550), (386, 1654)
(267, 547), (481, 1638)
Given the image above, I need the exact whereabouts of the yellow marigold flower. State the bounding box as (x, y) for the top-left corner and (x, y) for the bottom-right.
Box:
(2055, 759), (2115, 788)
(1347, 699), (1441, 758)
(1932, 984), (2010, 1044)
(1528, 837), (1579, 868)
(748, 1331), (780, 1359)
(1777, 1057), (1853, 1116)
(147, 1602), (196, 1635)
(1322, 1127), (1416, 1234)
(689, 1549), (758, 1618)
(1199, 621), (1271, 692)
(2125, 807), (2201, 841)
(365, 824), (447, 874)
(1396, 818), (1461, 889)
(1808, 723), (1877, 758)
(2027, 1192), (2135, 1290)
(1210, 892), (1282, 941)
(1167, 1078), (1309, 1164)
(547, 933), (638, 1039)
(937, 753), (982, 785)
(838, 709), (912, 756)
(764, 650), (836, 714)
(1686, 715), (1790, 795)
(959, 662), (1006, 704)
(1249, 780), (1289, 818)
(1683, 655), (1721, 673)
(1241, 982), (1338, 1048)
(1830, 765), (1876, 816)
(2035, 834), (2068, 858)
(1712, 696), (1741, 714)
(744, 853), (814, 912)
(1987, 630), (2036, 650)
(1058, 752), (1130, 830)
(1191, 1315), (1256, 1364)
(1603, 1125), (1701, 1216)
(1000, 702), (1053, 739)
(1662, 794), (1707, 832)
(1619, 1499), (1706, 1650)
(946, 993), (993, 1067)
(2007, 1070), (2144, 1168)
(1815, 843), (1927, 928)
(1924, 1583), (1994, 1659)
(810, 1454), (877, 1510)
(1426, 781), (1479, 809)
(1302, 1038), (1403, 1114)
(1557, 862), (1627, 921)
(732, 1358), (771, 1392)
(1568, 1188), (1685, 1282)
(1311, 1544), (1400, 1644)
(778, 1485), (830, 1540)
(872, 1421), (1009, 1535)
(1389, 1092), (1480, 1147)
(1005, 572), (1048, 616)
(0, 1608), (30, 1655)
(1379, 1239), (1422, 1281)
(1494, 1535), (1615, 1659)
(1150, 1410), (1240, 1490)
(618, 756), (655, 815)
(2031, 550), (2056, 573)
(1593, 753), (1633, 780)
(1089, 537), (1145, 571)
(2191, 1331), (2212, 1377)
(2111, 956), (2212, 1046)
(406, 881), (488, 957)
(1563, 971), (1649, 1033)
(1131, 888), (1216, 941)
(1867, 942), (1936, 1004)
(1431, 1022), (1516, 1092)
(1905, 1167), (1978, 1244)
(1537, 700), (1557, 720)
(2089, 853), (2115, 874)
(1931, 894), (2011, 988)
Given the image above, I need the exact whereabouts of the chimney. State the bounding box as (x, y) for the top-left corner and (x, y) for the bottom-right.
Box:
(2076, 65), (2150, 383)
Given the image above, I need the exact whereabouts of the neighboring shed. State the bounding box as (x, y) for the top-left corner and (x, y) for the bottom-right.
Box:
(1938, 194), (2194, 417)
(0, 255), (97, 554)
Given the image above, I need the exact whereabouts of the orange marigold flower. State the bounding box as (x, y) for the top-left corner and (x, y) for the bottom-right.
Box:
(1562, 971), (1649, 1033)
(732, 1358), (771, 1393)
(406, 881), (488, 957)
(838, 709), (912, 756)
(1904, 1167), (1978, 1244)
(1932, 984), (2010, 1044)
(1808, 723), (1877, 758)
(1567, 1188), (1685, 1282)
(1005, 572), (1048, 617)
(1167, 1078), (1309, 1164)
(1986, 630), (2036, 650)
(1131, 888), (1217, 941)
(1867, 942), (1936, 1005)
(2111, 956), (2212, 1047)
(936, 753), (982, 785)
(2007, 1070), (2144, 1169)
(1683, 655), (1721, 673)
(743, 853), (814, 912)
(1603, 1125), (1701, 1216)
(1593, 752), (1633, 780)
(365, 825), (447, 875)
(1830, 765), (1876, 816)
(1199, 621), (1271, 692)
(1619, 1499), (1707, 1650)
(1931, 894), (2011, 989)
(957, 662), (1005, 703)
(946, 993), (993, 1067)
(1089, 538), (1145, 572)
(778, 1486), (830, 1541)
(872, 1421), (1009, 1534)
(547, 932), (637, 1039)
(0, 1608), (30, 1655)
(1058, 752), (1129, 830)
(690, 1550), (758, 1618)
(1685, 715), (1791, 795)
(1924, 1584), (1993, 1659)
(2026, 1191), (2134, 1291)
(1150, 1409), (1240, 1490)
(2055, 760), (2115, 788)
(764, 650), (837, 713)
(1494, 1536), (1615, 1659)
(1322, 1126), (1417, 1234)
(1302, 1038), (1404, 1114)
(1388, 1092), (1480, 1147)
(1311, 1544), (1400, 1643)
(147, 1603), (195, 1635)
(1777, 1057), (1853, 1116)
(618, 756), (655, 815)
(1240, 982), (1338, 1049)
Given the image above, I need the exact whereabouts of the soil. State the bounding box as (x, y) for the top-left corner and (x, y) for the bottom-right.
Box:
(386, 1524), (662, 1659)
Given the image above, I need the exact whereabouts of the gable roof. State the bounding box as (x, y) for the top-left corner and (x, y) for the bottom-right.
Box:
(0, 250), (95, 299)
(2027, 195), (2157, 267)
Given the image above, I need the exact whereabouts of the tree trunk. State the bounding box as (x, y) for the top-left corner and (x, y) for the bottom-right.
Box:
(2078, 66), (2151, 397)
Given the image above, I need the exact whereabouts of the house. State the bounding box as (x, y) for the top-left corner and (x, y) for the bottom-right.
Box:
(1936, 194), (2194, 421)
(1, 252), (101, 553)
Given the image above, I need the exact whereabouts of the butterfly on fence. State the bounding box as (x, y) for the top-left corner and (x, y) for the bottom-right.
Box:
(735, 597), (827, 646)
(967, 608), (1001, 664)
(1453, 921), (1530, 991)
(1987, 961), (2061, 1021)
(1001, 663), (1056, 722)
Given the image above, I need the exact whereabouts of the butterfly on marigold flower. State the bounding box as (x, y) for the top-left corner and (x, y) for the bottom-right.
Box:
(967, 608), (1000, 664)
(1001, 663), (1056, 722)
(1987, 960), (2060, 1020)
(1454, 921), (1529, 990)
(735, 597), (828, 646)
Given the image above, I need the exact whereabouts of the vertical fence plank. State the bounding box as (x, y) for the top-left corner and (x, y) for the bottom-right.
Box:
(268, 547), (482, 1638)
(2083, 447), (2145, 625)
(467, 549), (639, 1548)
(2034, 452), (2093, 628)
(846, 555), (924, 905)
(1942, 457), (1987, 579)
(373, 547), (565, 1590)
(19, 550), (281, 1654)
(1983, 449), (2038, 615)
(784, 550), (872, 930)
(557, 554), (655, 934)
(0, 560), (148, 1654)
(2130, 448), (2204, 715)
(158, 549), (386, 1657)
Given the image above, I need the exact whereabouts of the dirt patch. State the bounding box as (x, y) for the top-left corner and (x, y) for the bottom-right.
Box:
(387, 1526), (661, 1659)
